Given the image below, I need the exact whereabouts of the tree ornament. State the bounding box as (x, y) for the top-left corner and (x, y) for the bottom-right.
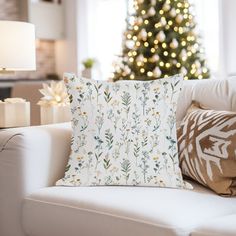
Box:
(136, 17), (143, 25)
(148, 7), (156, 16)
(195, 60), (201, 68)
(139, 29), (147, 40)
(136, 54), (144, 62)
(160, 17), (167, 26)
(124, 66), (131, 75)
(169, 8), (176, 17)
(176, 14), (184, 24)
(153, 67), (162, 78)
(156, 31), (166, 42)
(150, 54), (160, 62)
(126, 40), (135, 49)
(151, 0), (156, 6)
(137, 0), (144, 4)
(170, 39), (179, 49)
(163, 2), (171, 12)
(181, 67), (187, 75)
(180, 49), (187, 57)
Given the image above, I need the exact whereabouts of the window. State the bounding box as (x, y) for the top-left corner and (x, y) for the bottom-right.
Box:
(190, 0), (220, 76)
(87, 0), (127, 80)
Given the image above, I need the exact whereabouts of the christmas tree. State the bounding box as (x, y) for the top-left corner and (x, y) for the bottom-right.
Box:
(112, 0), (210, 81)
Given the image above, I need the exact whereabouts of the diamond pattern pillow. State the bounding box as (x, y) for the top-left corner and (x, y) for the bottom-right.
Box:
(56, 74), (189, 188)
(178, 102), (236, 196)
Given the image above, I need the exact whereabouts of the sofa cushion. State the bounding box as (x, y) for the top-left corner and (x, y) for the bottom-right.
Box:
(22, 181), (236, 236)
(178, 102), (236, 196)
(192, 214), (236, 236)
(57, 73), (187, 188)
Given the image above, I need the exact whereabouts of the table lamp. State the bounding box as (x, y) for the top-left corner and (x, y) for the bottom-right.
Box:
(0, 21), (36, 128)
(0, 21), (36, 73)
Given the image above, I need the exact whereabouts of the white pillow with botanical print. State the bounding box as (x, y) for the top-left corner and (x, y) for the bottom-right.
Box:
(56, 73), (190, 189)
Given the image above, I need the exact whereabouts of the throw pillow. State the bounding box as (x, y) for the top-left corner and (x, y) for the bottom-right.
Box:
(178, 102), (236, 196)
(57, 73), (189, 188)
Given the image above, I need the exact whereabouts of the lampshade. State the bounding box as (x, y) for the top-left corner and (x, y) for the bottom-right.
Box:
(0, 21), (36, 71)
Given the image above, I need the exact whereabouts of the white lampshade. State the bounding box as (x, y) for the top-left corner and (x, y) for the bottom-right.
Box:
(0, 21), (36, 71)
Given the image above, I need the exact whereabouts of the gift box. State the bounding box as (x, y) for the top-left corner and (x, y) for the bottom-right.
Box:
(40, 104), (71, 125)
(0, 98), (30, 128)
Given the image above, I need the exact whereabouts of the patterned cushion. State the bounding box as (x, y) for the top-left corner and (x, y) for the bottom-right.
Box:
(178, 102), (236, 196)
(56, 74), (189, 188)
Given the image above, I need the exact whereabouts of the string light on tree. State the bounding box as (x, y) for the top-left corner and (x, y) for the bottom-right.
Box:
(113, 0), (210, 81)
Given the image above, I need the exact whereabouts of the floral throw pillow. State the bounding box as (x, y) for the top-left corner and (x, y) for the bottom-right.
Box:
(56, 73), (188, 188)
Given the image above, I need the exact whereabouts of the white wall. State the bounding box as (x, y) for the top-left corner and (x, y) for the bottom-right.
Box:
(55, 0), (79, 77)
(220, 0), (236, 77)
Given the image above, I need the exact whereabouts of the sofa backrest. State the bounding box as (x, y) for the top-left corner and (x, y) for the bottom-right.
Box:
(177, 78), (236, 123)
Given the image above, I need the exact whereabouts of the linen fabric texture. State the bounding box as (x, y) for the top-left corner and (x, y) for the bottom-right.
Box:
(178, 102), (236, 196)
(57, 74), (188, 189)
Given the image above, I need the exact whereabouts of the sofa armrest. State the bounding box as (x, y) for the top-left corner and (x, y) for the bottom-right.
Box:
(0, 122), (71, 236)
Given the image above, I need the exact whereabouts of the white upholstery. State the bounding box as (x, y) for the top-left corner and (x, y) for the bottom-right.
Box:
(192, 214), (236, 236)
(22, 182), (236, 236)
(1, 79), (236, 236)
(0, 123), (71, 236)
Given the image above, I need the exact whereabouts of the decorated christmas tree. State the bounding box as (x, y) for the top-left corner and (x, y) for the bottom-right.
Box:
(112, 0), (210, 81)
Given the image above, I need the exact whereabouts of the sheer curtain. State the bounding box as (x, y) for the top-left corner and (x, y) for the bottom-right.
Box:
(190, 0), (220, 76)
(86, 0), (127, 80)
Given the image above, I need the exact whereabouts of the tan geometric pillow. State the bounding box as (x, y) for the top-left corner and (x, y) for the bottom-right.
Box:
(178, 102), (236, 196)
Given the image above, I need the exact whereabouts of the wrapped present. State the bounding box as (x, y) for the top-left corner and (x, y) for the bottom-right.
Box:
(38, 81), (71, 125)
(0, 98), (30, 128)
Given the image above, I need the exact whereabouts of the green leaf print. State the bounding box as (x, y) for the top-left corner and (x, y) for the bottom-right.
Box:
(103, 156), (112, 170)
(104, 87), (112, 103)
(105, 129), (114, 150)
(121, 92), (131, 118)
(121, 159), (131, 184)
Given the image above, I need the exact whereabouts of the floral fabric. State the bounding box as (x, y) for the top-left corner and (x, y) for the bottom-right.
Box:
(56, 74), (187, 188)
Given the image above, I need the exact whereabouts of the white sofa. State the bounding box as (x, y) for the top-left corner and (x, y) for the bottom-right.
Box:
(0, 79), (236, 236)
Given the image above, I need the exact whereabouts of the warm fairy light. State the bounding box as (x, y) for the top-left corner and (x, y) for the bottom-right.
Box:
(181, 41), (186, 46)
(144, 58), (148, 62)
(176, 9), (180, 14)
(133, 51), (137, 56)
(184, 76), (189, 80)
(151, 48), (155, 53)
(162, 42), (167, 48)
(134, 25), (139, 31)
(174, 26), (178, 32)
(177, 3), (182, 7)
(154, 39), (159, 44)
(137, 61), (142, 66)
(141, 10), (146, 15)
(136, 41), (141, 46)
(189, 15), (193, 20)
(164, 51), (168, 56)
(159, 10), (164, 15)
(148, 32), (152, 37)
(165, 25), (170, 30)
(155, 23), (162, 28)
(144, 20), (149, 25)
(198, 75), (203, 79)
(130, 74), (135, 79)
(171, 52), (176, 58)
(182, 56), (187, 61)
(168, 20), (173, 26)
(160, 61), (164, 66)
(184, 9), (188, 14)
(186, 22), (190, 27)
(184, 14), (188, 19)
(133, 36), (137, 41)
(129, 58), (134, 62)
(147, 71), (153, 77)
(128, 52), (132, 57)
(179, 27), (184, 34)
(127, 34), (132, 39)
(187, 51), (192, 56)
(166, 63), (170, 68)
(176, 63), (181, 68)
(140, 68), (145, 73)
(144, 42), (149, 47)
(203, 68), (208, 73)
(185, 3), (189, 8)
(164, 75), (169, 78)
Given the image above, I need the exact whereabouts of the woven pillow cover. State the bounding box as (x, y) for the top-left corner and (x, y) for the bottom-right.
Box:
(178, 102), (236, 196)
(57, 73), (188, 188)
